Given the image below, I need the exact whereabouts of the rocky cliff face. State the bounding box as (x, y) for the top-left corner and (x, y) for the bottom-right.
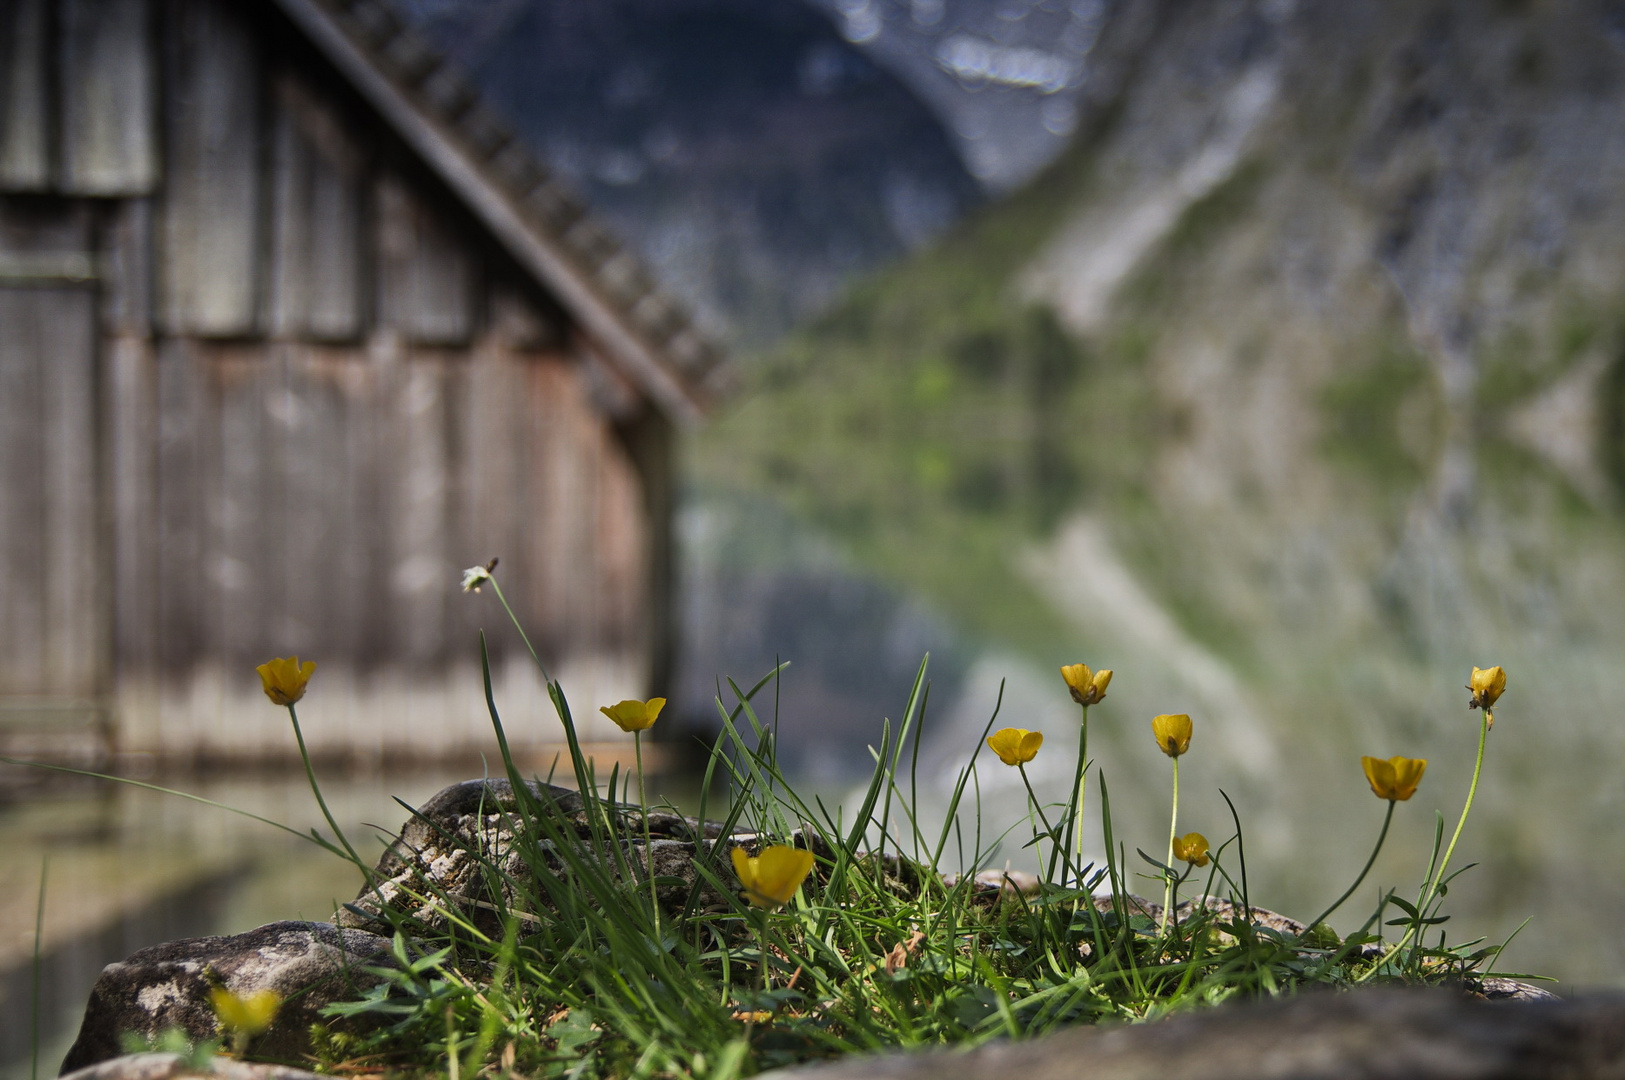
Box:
(1028, 0), (1625, 501)
(398, 0), (983, 346)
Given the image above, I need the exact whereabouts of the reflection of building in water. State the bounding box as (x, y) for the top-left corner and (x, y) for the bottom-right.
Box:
(0, 0), (722, 768)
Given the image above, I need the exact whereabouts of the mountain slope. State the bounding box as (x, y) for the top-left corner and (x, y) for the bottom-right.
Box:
(398, 0), (983, 346)
(708, 0), (1625, 661)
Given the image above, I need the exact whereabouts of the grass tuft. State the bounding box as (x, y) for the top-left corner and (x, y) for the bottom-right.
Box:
(294, 583), (1531, 1079)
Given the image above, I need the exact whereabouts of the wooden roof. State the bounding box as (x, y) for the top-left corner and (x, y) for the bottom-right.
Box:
(271, 0), (724, 423)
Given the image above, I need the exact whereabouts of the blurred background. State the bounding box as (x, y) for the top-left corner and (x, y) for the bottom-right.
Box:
(8, 0), (1625, 1068)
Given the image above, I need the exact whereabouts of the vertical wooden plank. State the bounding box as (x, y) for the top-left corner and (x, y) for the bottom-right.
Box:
(39, 285), (103, 694)
(102, 197), (158, 713)
(0, 197), (105, 702)
(619, 409), (671, 691)
(207, 344), (270, 669)
(304, 117), (364, 342)
(0, 290), (48, 694)
(101, 197), (154, 335)
(437, 356), (469, 657)
(0, 0), (50, 191)
(273, 347), (338, 658)
(329, 350), (379, 669)
(599, 416), (654, 664)
(523, 356), (570, 658)
(572, 371), (609, 654)
(271, 344), (387, 740)
(385, 358), (451, 663)
(159, 0), (261, 336)
(0, 285), (103, 698)
(266, 93), (310, 338)
(458, 333), (523, 654)
(268, 73), (364, 342)
(60, 0), (159, 195)
(261, 346), (299, 661)
(155, 337), (205, 672)
(564, 370), (601, 653)
(375, 173), (474, 346)
(523, 356), (653, 733)
(373, 177), (412, 341)
(108, 335), (158, 682)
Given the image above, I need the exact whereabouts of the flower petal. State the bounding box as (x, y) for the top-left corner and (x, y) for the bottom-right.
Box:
(1152, 714), (1192, 757)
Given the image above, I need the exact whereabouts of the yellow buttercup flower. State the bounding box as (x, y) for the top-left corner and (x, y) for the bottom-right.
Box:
(1361, 755), (1427, 801)
(256, 657), (314, 706)
(600, 697), (666, 732)
(987, 727), (1044, 766)
(730, 844), (816, 909)
(210, 986), (281, 1041)
(1171, 832), (1210, 867)
(1152, 713), (1192, 758)
(1467, 665), (1506, 724)
(1060, 663), (1113, 706)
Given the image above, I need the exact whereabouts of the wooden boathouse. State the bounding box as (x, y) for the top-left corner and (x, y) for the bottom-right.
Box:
(0, 0), (722, 767)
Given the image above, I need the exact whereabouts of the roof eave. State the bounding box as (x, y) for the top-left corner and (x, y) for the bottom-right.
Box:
(270, 0), (713, 425)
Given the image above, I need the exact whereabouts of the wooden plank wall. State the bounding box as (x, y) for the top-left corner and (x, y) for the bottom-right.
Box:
(268, 73), (365, 343)
(375, 173), (475, 346)
(102, 198), (163, 741)
(60, 0), (160, 194)
(0, 0), (160, 194)
(0, 0), (51, 190)
(159, 0), (262, 336)
(0, 202), (105, 709)
(0, 0), (665, 758)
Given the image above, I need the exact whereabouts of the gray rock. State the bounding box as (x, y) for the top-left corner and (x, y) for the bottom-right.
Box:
(336, 777), (804, 935)
(335, 779), (1382, 954)
(761, 988), (1618, 1080)
(59, 922), (392, 1075)
(61, 1052), (324, 1080)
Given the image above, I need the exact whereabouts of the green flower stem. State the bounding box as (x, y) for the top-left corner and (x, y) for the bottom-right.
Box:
(1303, 798), (1395, 934)
(636, 730), (661, 933)
(1427, 711), (1490, 913)
(1017, 764), (1065, 882)
(286, 702), (366, 876)
(756, 909), (771, 992)
(1071, 704), (1089, 887)
(486, 577), (552, 684)
(1160, 757), (1180, 933)
(1169, 863), (1194, 935)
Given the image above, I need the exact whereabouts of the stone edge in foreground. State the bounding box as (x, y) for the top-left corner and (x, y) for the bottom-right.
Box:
(760, 988), (1617, 1080)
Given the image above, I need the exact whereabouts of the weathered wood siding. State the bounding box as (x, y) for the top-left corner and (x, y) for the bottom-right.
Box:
(0, 0), (671, 759)
(61, 0), (160, 194)
(0, 203), (106, 722)
(0, 0), (51, 190)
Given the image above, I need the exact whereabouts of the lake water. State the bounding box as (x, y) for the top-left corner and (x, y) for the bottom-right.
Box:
(0, 770), (462, 1077)
(680, 406), (1625, 996)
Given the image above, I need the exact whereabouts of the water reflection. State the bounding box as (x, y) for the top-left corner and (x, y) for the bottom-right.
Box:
(0, 771), (466, 1076)
(691, 255), (1625, 991)
(794, 416), (1625, 993)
